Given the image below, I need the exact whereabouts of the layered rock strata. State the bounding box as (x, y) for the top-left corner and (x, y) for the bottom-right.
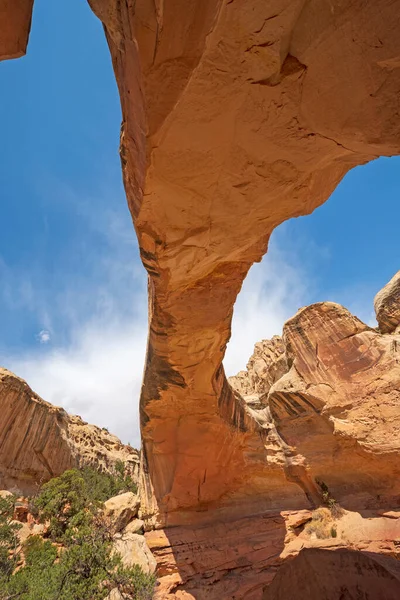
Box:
(269, 301), (400, 510)
(0, 368), (139, 494)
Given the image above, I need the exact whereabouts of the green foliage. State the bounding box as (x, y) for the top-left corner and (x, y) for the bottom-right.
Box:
(0, 495), (22, 581)
(0, 468), (154, 600)
(33, 465), (137, 540)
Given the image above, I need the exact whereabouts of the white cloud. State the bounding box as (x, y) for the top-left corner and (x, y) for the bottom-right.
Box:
(224, 233), (313, 376)
(37, 329), (51, 344)
(1, 177), (148, 448)
(11, 318), (147, 448)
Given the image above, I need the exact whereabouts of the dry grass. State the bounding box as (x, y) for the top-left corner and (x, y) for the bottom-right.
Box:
(305, 508), (333, 539)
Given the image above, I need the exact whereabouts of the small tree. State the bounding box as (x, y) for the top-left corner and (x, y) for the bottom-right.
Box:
(0, 495), (22, 580)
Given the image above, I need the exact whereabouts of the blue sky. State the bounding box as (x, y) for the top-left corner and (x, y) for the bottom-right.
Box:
(0, 0), (399, 445)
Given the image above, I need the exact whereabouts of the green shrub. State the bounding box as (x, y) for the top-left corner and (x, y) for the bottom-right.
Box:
(33, 465), (137, 540)
(0, 495), (22, 581)
(0, 467), (154, 600)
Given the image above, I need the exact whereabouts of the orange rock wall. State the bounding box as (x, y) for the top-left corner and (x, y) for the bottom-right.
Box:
(0, 368), (139, 494)
(87, 0), (400, 524)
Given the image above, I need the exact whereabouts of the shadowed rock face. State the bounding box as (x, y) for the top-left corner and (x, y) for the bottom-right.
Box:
(3, 0), (400, 526)
(0, 0), (34, 60)
(0, 368), (139, 494)
(262, 548), (400, 600)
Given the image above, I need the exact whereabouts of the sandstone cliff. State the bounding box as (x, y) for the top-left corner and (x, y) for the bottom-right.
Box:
(228, 277), (400, 512)
(0, 367), (139, 494)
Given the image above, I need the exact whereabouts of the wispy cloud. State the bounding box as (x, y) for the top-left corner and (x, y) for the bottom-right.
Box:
(224, 228), (315, 376)
(12, 318), (147, 447)
(37, 329), (51, 344)
(1, 175), (148, 447)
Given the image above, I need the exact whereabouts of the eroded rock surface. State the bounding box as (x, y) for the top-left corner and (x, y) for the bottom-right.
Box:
(229, 336), (287, 407)
(87, 0), (400, 524)
(269, 301), (400, 509)
(263, 548), (400, 600)
(374, 270), (400, 333)
(147, 280), (400, 598)
(5, 0), (400, 528)
(0, 368), (139, 494)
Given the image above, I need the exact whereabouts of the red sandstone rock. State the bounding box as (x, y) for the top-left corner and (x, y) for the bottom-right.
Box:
(269, 301), (400, 510)
(374, 270), (400, 333)
(0, 0), (34, 60)
(0, 368), (139, 494)
(85, 0), (400, 525)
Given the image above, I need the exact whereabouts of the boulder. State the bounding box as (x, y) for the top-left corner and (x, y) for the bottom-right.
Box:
(104, 492), (140, 532)
(114, 532), (157, 574)
(123, 518), (145, 535)
(0, 490), (13, 499)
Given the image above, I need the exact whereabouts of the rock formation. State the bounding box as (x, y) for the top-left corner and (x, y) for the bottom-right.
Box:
(374, 270), (400, 334)
(269, 300), (400, 510)
(0, 0), (33, 60)
(262, 548), (400, 600)
(2, 1), (400, 597)
(3, 0), (400, 528)
(229, 336), (287, 408)
(0, 368), (139, 494)
(87, 0), (400, 525)
(146, 277), (400, 598)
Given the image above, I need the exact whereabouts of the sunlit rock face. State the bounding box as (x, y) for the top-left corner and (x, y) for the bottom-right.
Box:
(146, 282), (400, 598)
(0, 368), (139, 494)
(86, 0), (400, 526)
(374, 270), (400, 334)
(0, 0), (34, 60)
(4, 0), (400, 527)
(269, 300), (400, 510)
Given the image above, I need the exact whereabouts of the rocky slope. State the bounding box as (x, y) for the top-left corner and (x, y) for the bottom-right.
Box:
(0, 368), (139, 494)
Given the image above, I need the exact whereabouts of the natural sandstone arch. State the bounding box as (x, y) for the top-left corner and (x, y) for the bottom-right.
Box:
(2, 0), (400, 527)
